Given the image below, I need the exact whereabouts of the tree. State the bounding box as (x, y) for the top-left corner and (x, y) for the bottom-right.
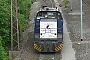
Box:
(0, 0), (11, 50)
(0, 0), (32, 59)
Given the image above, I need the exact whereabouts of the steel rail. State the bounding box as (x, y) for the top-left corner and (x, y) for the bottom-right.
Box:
(82, 0), (90, 9)
(37, 53), (58, 60)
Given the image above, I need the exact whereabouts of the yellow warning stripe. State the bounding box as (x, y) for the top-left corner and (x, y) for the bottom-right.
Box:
(54, 43), (64, 51)
(34, 43), (42, 51)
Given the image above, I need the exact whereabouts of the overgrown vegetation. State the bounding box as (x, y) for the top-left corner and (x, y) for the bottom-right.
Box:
(19, 0), (32, 32)
(0, 0), (32, 60)
(63, 0), (69, 8)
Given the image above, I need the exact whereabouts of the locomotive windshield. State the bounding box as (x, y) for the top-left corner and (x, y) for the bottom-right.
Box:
(36, 11), (61, 20)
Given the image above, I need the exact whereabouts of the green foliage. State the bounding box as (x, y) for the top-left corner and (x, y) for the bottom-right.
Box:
(18, 14), (28, 32)
(19, 0), (32, 19)
(19, 0), (32, 33)
(0, 0), (10, 50)
(0, 37), (9, 60)
(63, 0), (69, 8)
(0, 0), (32, 59)
(0, 0), (10, 59)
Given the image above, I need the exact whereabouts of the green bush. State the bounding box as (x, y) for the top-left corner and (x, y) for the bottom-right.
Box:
(0, 37), (9, 60)
(19, 0), (32, 33)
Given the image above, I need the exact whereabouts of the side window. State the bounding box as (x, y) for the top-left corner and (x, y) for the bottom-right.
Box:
(36, 12), (44, 19)
(37, 13), (42, 17)
(56, 13), (61, 20)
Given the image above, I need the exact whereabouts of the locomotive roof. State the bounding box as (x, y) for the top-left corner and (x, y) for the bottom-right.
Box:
(37, 7), (61, 12)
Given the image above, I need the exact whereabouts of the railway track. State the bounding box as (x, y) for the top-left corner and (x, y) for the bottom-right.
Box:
(43, 0), (55, 8)
(83, 0), (90, 9)
(37, 52), (61, 60)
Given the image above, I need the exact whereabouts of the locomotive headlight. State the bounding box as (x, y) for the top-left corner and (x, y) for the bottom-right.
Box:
(58, 34), (62, 38)
(35, 34), (39, 38)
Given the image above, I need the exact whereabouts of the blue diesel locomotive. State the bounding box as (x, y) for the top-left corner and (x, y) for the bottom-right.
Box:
(34, 6), (63, 52)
